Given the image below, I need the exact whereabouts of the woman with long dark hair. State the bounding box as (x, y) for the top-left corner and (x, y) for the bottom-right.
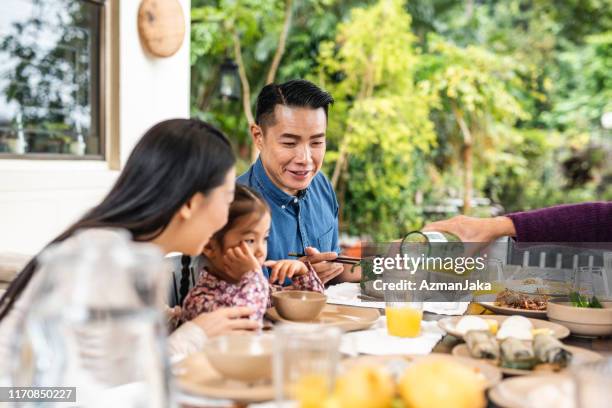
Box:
(0, 118), (258, 363)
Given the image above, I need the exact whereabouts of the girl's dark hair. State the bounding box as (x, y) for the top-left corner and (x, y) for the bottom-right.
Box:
(210, 184), (270, 249)
(178, 254), (195, 307)
(0, 118), (235, 321)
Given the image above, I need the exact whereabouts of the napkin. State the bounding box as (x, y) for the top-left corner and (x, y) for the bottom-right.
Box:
(325, 283), (469, 315)
(340, 316), (445, 356)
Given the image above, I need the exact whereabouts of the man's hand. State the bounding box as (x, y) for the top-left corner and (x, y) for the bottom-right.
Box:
(303, 246), (344, 284)
(189, 307), (260, 337)
(265, 259), (309, 284)
(223, 241), (261, 276)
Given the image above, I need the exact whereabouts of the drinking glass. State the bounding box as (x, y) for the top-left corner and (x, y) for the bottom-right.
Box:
(273, 324), (341, 404)
(573, 266), (607, 300)
(12, 229), (170, 407)
(383, 273), (423, 338)
(385, 301), (423, 337)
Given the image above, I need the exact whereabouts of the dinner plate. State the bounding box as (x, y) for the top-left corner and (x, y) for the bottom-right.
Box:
(489, 374), (573, 408)
(340, 353), (502, 388)
(452, 343), (602, 376)
(437, 315), (570, 340)
(175, 352), (273, 402)
(266, 304), (380, 332)
(477, 301), (547, 318)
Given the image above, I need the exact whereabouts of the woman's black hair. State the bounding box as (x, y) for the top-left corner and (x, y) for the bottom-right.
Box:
(0, 118), (236, 321)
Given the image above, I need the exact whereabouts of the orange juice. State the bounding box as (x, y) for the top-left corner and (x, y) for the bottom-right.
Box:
(386, 305), (423, 337)
(290, 373), (330, 408)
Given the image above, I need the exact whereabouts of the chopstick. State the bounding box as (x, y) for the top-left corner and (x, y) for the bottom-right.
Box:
(288, 252), (362, 265)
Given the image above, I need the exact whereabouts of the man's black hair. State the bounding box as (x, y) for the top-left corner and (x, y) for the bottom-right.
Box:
(255, 79), (334, 127)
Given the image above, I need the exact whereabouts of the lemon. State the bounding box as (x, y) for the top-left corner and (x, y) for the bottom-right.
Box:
(485, 319), (499, 335)
(322, 396), (342, 408)
(291, 374), (330, 408)
(333, 366), (395, 408)
(531, 328), (553, 336)
(398, 359), (486, 408)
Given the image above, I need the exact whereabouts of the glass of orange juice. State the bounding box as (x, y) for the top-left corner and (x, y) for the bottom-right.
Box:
(382, 268), (424, 338)
(385, 301), (423, 337)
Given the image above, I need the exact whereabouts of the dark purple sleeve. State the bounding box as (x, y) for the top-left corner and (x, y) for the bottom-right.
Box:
(507, 202), (612, 242)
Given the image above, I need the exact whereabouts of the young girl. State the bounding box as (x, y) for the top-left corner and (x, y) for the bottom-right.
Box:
(181, 185), (324, 323)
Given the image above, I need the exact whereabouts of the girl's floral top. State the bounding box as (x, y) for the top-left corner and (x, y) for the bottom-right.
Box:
(181, 263), (324, 323)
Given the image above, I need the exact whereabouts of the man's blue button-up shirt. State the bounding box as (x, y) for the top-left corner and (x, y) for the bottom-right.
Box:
(237, 157), (340, 279)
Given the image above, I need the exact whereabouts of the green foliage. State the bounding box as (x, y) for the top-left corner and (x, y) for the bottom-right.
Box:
(420, 35), (527, 123)
(544, 32), (612, 138)
(190, 0), (288, 146)
(317, 0), (436, 240)
(191, 0), (612, 240)
(408, 0), (611, 219)
(415, 34), (532, 208)
(190, 0), (356, 149)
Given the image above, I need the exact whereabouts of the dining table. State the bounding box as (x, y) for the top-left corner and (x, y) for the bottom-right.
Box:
(431, 303), (611, 408)
(178, 302), (611, 408)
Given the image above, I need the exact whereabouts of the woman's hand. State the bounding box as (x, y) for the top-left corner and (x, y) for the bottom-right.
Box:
(189, 307), (260, 337)
(264, 259), (308, 284)
(223, 241), (261, 276)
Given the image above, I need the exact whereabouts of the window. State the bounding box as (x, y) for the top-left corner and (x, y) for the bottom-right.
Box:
(0, 0), (104, 159)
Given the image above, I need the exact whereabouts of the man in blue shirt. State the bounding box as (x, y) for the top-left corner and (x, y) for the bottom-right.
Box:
(237, 79), (360, 284)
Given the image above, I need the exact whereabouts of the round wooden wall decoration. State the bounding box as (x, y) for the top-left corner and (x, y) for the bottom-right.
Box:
(138, 0), (186, 58)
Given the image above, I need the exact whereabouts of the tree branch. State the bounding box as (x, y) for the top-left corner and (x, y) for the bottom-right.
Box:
(197, 64), (221, 112)
(232, 28), (255, 126)
(331, 142), (347, 189)
(465, 0), (474, 19)
(450, 100), (472, 147)
(266, 0), (293, 84)
(451, 100), (474, 215)
(332, 62), (375, 189)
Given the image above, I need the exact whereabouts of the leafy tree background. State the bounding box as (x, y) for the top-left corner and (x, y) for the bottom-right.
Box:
(190, 0), (612, 241)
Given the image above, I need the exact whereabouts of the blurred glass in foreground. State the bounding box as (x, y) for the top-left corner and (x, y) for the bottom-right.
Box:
(11, 229), (171, 407)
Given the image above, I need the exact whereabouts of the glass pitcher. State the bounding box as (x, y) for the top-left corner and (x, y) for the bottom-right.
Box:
(11, 229), (171, 407)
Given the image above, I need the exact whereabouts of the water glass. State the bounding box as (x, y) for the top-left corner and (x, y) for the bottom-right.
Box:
(573, 266), (608, 299)
(273, 324), (341, 403)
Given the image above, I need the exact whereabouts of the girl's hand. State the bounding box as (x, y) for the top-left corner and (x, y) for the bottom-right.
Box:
(189, 307), (260, 337)
(265, 259), (308, 284)
(223, 241), (261, 276)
